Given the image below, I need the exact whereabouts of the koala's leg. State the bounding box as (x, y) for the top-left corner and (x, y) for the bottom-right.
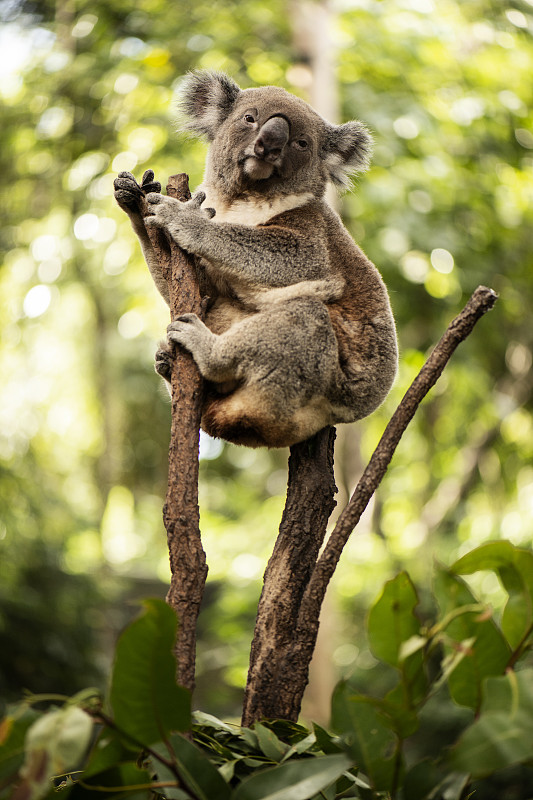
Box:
(167, 314), (240, 383)
(170, 299), (340, 446)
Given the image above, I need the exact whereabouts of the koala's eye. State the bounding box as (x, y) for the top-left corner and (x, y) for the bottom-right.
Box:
(295, 139), (309, 149)
(244, 114), (256, 124)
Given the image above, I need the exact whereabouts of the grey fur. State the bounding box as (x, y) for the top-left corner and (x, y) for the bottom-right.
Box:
(114, 72), (398, 448)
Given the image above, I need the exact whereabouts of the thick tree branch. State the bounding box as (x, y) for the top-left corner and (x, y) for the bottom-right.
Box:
(142, 174), (208, 692)
(241, 427), (337, 726)
(243, 285), (498, 723)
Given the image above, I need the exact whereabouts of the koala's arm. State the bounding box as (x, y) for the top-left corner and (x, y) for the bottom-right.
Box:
(114, 171), (171, 305)
(146, 193), (330, 288)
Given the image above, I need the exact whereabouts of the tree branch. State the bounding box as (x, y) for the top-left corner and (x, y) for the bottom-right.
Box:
(141, 174), (208, 693)
(243, 285), (498, 723)
(241, 427), (337, 726)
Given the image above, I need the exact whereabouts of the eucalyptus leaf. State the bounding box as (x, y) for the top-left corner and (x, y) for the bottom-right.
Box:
(0, 709), (38, 782)
(368, 572), (428, 707)
(109, 599), (191, 746)
(331, 682), (398, 792)
(162, 733), (232, 800)
(80, 729), (131, 780)
(192, 711), (238, 734)
(453, 541), (533, 651)
(434, 567), (510, 710)
(312, 723), (343, 755)
(280, 733), (317, 762)
(368, 572), (420, 668)
(450, 668), (533, 778)
(254, 722), (290, 762)
(231, 753), (353, 800)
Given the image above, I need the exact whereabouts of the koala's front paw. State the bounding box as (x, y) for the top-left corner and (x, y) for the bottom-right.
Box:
(114, 170), (162, 214)
(167, 314), (211, 354)
(154, 340), (174, 383)
(144, 191), (213, 247)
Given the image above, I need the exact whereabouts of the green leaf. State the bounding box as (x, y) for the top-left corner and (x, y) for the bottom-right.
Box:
(253, 723), (289, 762)
(381, 684), (420, 738)
(331, 682), (398, 792)
(450, 668), (533, 778)
(280, 734), (316, 762)
(192, 711), (237, 735)
(434, 567), (510, 710)
(453, 541), (533, 651)
(452, 540), (517, 574)
(368, 572), (427, 707)
(165, 732), (232, 800)
(109, 599), (191, 747)
(368, 572), (420, 668)
(81, 729), (132, 781)
(231, 753), (352, 800)
(262, 719), (313, 745)
(312, 724), (343, 755)
(0, 709), (38, 782)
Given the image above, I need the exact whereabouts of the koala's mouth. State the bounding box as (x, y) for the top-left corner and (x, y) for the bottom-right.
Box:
(242, 155), (277, 181)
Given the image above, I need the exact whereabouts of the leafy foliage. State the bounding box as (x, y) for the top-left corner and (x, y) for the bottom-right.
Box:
(3, 543), (533, 800)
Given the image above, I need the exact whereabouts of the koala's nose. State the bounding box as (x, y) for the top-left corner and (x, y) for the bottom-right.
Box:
(254, 116), (290, 160)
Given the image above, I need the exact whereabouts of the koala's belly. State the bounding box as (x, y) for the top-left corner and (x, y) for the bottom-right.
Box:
(205, 298), (251, 335)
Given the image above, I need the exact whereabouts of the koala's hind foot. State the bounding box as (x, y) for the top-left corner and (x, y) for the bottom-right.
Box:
(154, 340), (173, 383)
(167, 314), (236, 384)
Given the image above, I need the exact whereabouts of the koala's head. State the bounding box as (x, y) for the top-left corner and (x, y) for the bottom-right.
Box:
(178, 71), (372, 201)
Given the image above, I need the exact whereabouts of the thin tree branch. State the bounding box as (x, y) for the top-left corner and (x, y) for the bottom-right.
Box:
(141, 174), (208, 693)
(311, 285), (498, 595)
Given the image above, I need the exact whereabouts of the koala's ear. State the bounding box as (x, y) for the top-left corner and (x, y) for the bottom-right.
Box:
(179, 71), (241, 140)
(322, 121), (373, 188)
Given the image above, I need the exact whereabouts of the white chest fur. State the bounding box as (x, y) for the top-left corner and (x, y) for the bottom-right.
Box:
(199, 186), (314, 227)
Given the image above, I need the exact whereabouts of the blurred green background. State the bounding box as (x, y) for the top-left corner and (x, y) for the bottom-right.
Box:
(0, 0), (532, 727)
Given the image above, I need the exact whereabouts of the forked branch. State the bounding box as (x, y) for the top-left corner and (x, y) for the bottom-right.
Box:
(242, 285), (498, 723)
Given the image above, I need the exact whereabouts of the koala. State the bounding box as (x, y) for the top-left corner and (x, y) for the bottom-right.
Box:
(114, 71), (398, 448)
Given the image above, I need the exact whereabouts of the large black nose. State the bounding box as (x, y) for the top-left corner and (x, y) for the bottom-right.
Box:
(254, 116), (290, 160)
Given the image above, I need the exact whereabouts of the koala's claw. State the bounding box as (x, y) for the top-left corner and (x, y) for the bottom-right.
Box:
(191, 191), (206, 207)
(191, 191), (216, 219)
(175, 313), (198, 325)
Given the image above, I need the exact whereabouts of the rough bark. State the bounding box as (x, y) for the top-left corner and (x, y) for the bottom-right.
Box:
(242, 285), (498, 723)
(142, 174), (208, 692)
(241, 427), (337, 726)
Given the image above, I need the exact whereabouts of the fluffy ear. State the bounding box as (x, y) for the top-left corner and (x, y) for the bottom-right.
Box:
(178, 71), (241, 140)
(322, 121), (373, 188)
